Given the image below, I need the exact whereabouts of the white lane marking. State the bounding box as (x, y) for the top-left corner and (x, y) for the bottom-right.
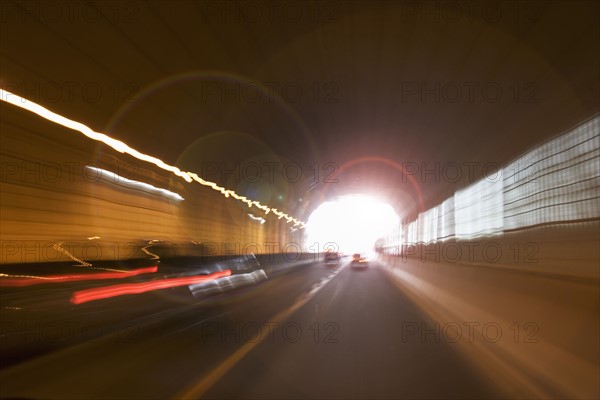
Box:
(177, 263), (348, 399)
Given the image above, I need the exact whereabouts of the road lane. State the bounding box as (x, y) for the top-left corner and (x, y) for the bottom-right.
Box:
(0, 260), (501, 399)
(199, 261), (500, 399)
(0, 260), (336, 399)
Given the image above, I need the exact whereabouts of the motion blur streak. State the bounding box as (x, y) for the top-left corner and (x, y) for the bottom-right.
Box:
(247, 214), (266, 224)
(52, 242), (92, 267)
(0, 266), (158, 287)
(141, 240), (161, 260)
(0, 89), (305, 228)
(70, 269), (232, 305)
(85, 166), (184, 201)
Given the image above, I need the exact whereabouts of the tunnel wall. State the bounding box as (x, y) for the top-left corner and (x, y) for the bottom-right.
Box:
(383, 115), (600, 279)
(379, 116), (600, 396)
(0, 104), (304, 264)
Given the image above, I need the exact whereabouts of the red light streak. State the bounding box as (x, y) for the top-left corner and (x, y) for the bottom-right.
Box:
(0, 266), (158, 287)
(70, 270), (232, 304)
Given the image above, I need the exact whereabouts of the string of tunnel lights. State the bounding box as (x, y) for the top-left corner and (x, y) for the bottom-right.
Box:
(0, 89), (306, 228)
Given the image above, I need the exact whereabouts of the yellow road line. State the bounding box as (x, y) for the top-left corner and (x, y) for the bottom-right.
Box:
(176, 263), (347, 399)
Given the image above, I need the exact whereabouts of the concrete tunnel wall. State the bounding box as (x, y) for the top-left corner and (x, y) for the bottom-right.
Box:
(0, 104), (306, 265)
(381, 114), (600, 280)
(375, 115), (600, 398)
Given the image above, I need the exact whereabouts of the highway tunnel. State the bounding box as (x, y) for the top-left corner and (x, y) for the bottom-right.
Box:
(1, 1), (599, 399)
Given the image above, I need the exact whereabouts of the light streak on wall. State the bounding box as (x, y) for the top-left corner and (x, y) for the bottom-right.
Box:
(247, 213), (266, 224)
(85, 166), (184, 201)
(52, 242), (92, 267)
(52, 242), (147, 272)
(0, 89), (305, 228)
(141, 240), (161, 260)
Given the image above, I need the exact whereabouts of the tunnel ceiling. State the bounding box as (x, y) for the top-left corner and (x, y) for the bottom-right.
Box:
(1, 1), (598, 219)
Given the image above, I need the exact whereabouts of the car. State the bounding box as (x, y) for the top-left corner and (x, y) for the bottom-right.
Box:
(324, 250), (340, 263)
(351, 253), (369, 268)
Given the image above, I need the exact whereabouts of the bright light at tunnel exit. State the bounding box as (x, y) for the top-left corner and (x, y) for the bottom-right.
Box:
(306, 195), (399, 255)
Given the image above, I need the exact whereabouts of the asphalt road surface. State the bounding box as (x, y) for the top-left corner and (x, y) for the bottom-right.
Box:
(1, 260), (505, 399)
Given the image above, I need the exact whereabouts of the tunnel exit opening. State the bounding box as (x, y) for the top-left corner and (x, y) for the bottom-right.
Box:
(305, 195), (399, 256)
